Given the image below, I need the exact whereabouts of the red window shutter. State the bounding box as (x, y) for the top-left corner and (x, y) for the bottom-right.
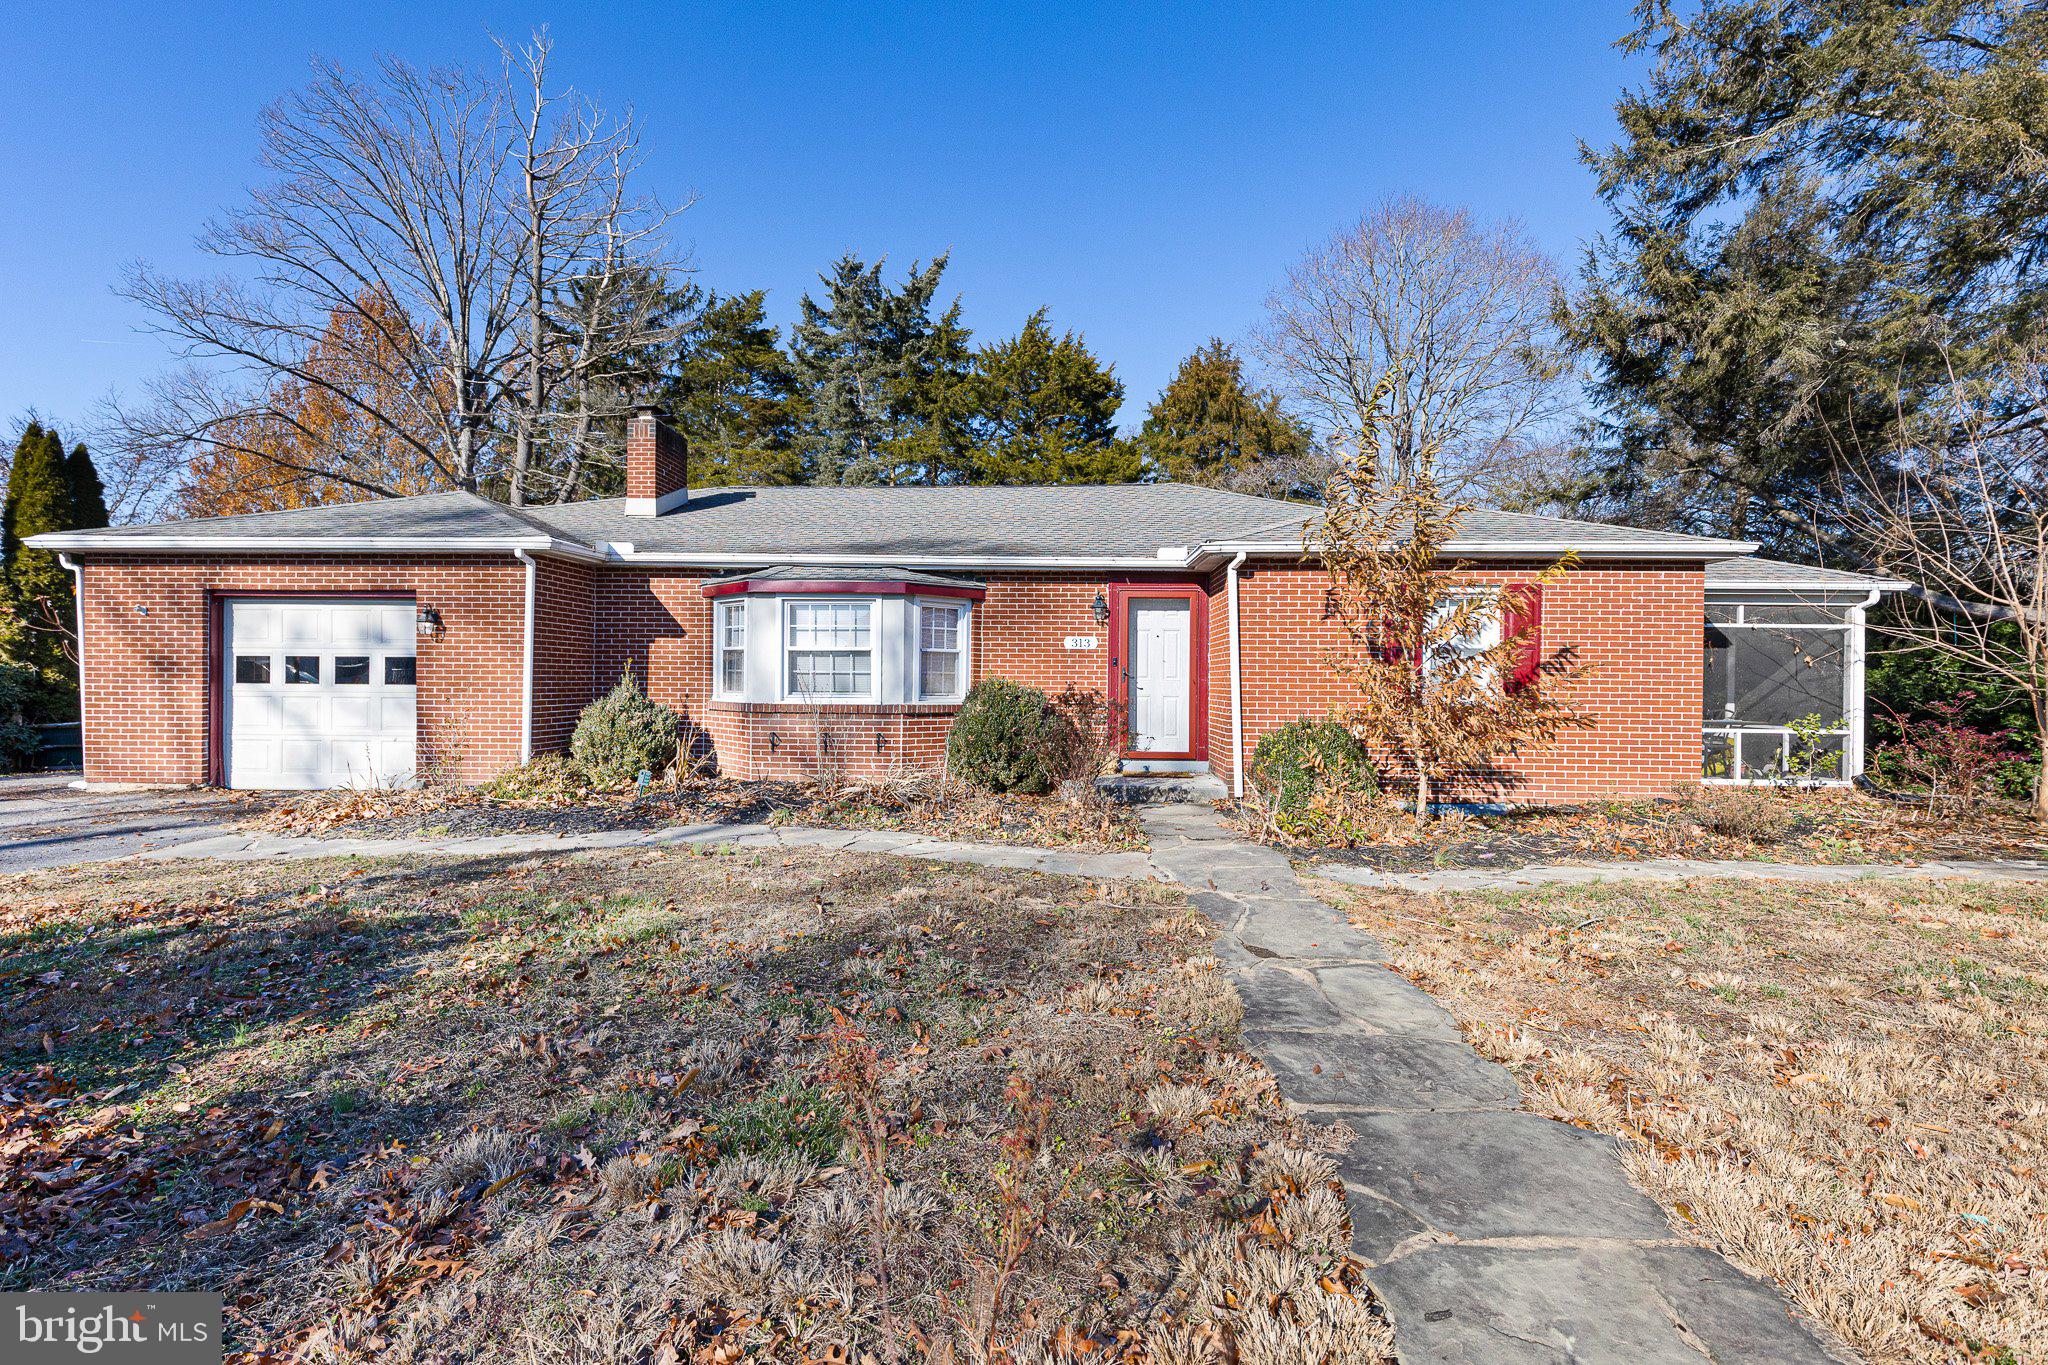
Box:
(1505, 583), (1542, 692)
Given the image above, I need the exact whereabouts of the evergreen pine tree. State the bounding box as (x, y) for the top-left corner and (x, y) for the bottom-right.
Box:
(1140, 339), (1312, 485)
(657, 289), (805, 486)
(964, 310), (1139, 484)
(1, 422), (80, 689)
(64, 441), (108, 530)
(788, 254), (956, 484)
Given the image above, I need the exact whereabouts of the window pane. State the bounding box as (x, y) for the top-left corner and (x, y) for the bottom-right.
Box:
(789, 650), (870, 696)
(721, 651), (744, 694)
(1703, 732), (1735, 779)
(788, 600), (870, 649)
(384, 656), (417, 686)
(335, 656), (370, 685)
(720, 601), (746, 649)
(234, 655), (271, 684)
(285, 655), (320, 684)
(919, 652), (958, 698)
(920, 604), (959, 650)
(1740, 730), (1789, 778)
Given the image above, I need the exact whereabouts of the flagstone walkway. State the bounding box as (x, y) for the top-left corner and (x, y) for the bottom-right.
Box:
(1139, 801), (1846, 1364)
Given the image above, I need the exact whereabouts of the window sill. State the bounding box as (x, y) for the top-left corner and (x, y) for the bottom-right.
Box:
(707, 699), (965, 716)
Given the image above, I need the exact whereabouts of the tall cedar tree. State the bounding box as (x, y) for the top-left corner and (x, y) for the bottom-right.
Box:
(1566, 0), (2048, 555)
(1141, 339), (1312, 485)
(1, 423), (98, 693)
(788, 254), (956, 485)
(1317, 384), (1590, 820)
(654, 289), (804, 487)
(966, 310), (1140, 484)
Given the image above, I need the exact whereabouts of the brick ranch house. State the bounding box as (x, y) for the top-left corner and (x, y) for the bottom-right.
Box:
(31, 407), (1901, 798)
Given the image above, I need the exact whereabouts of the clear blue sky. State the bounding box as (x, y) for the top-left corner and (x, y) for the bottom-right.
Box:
(1, 1), (1640, 442)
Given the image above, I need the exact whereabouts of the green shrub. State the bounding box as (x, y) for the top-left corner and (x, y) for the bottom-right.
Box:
(946, 679), (1081, 794)
(570, 668), (684, 787)
(1251, 719), (1377, 813)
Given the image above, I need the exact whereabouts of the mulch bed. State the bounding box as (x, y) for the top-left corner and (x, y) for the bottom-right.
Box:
(249, 776), (1148, 851)
(1252, 789), (2048, 872)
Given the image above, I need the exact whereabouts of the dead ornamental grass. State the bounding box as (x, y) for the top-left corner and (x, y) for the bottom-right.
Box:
(2, 848), (1390, 1363)
(1312, 872), (2048, 1364)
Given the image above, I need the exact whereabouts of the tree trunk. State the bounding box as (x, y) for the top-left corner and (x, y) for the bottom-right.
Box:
(1413, 763), (1431, 825)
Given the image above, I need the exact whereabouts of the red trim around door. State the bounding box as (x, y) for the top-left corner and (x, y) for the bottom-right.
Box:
(206, 590), (416, 787)
(1106, 582), (1209, 762)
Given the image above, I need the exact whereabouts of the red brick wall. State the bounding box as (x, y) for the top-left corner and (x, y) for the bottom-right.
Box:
(72, 553), (1707, 799)
(532, 558), (598, 754)
(591, 569), (1169, 778)
(74, 555), (527, 785)
(1210, 557), (1704, 802)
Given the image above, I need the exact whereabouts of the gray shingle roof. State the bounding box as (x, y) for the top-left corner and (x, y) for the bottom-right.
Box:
(523, 483), (1322, 558)
(1705, 557), (1907, 591)
(32, 480), (1769, 564)
(51, 490), (560, 545)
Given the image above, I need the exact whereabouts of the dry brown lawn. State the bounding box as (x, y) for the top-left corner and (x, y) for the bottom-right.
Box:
(1310, 872), (2048, 1364)
(3, 846), (1387, 1363)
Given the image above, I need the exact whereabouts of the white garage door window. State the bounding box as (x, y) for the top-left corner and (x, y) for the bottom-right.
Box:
(225, 599), (418, 790)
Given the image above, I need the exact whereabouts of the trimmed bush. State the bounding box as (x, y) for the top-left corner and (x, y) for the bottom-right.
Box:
(570, 667), (684, 787)
(946, 679), (1080, 794)
(1251, 719), (1377, 814)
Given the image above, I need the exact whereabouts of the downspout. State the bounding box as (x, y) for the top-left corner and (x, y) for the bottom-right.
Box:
(1845, 587), (1879, 781)
(59, 555), (84, 776)
(1226, 551), (1247, 797)
(513, 550), (537, 764)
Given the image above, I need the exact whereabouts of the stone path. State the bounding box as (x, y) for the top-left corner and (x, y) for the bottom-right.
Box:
(118, 821), (1162, 882)
(1140, 802), (1843, 1364)
(1310, 854), (2048, 895)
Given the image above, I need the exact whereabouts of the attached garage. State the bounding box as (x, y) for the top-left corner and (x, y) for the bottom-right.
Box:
(222, 598), (418, 789)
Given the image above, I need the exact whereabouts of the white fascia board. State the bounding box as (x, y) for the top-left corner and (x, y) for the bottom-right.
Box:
(1191, 537), (1761, 561)
(1707, 578), (1909, 594)
(607, 546), (1196, 570)
(27, 533), (609, 563)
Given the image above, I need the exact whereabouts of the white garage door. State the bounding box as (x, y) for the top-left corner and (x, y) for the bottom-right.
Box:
(224, 599), (418, 790)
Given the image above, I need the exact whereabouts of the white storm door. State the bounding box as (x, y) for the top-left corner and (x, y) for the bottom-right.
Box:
(224, 599), (418, 790)
(1128, 598), (1192, 754)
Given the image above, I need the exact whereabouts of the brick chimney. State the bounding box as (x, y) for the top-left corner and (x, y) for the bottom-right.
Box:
(625, 403), (688, 516)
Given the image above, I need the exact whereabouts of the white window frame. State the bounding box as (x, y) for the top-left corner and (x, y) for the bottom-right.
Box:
(781, 596), (878, 702)
(714, 598), (747, 699)
(1426, 589), (1502, 693)
(914, 598), (971, 702)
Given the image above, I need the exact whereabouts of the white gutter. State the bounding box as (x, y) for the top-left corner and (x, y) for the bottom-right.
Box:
(1705, 579), (1911, 593)
(1194, 537), (1760, 560)
(1225, 551), (1247, 798)
(24, 533), (608, 563)
(607, 546), (1191, 571)
(512, 549), (538, 764)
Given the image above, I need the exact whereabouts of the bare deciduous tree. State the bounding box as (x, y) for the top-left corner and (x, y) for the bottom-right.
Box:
(111, 31), (684, 510)
(1256, 195), (1577, 502)
(1318, 378), (1592, 820)
(1835, 347), (2048, 815)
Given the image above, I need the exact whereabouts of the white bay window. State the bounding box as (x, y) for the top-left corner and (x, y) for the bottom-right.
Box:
(705, 575), (979, 705)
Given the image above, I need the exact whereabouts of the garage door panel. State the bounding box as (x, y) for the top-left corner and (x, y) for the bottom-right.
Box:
(281, 607), (328, 646)
(226, 598), (417, 790)
(378, 606), (412, 645)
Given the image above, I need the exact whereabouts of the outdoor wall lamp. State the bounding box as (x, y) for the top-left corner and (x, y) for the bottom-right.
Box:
(1091, 591), (1110, 626)
(415, 605), (443, 639)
